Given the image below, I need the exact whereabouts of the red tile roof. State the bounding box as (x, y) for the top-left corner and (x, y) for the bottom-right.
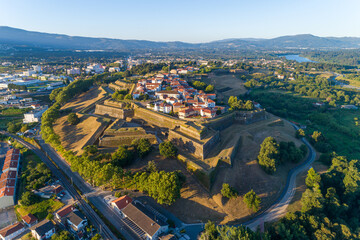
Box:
(56, 205), (75, 218)
(22, 213), (38, 225)
(112, 195), (133, 210)
(0, 187), (15, 197)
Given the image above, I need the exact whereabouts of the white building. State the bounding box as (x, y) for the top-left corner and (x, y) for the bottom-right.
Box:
(67, 68), (81, 75)
(30, 220), (55, 240)
(109, 67), (121, 72)
(23, 106), (48, 123)
(85, 64), (104, 74)
(33, 65), (42, 73)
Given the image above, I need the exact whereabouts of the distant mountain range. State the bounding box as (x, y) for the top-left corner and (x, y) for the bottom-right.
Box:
(1, 26), (360, 51)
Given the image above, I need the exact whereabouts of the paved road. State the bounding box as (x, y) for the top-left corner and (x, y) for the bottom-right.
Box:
(5, 133), (118, 240)
(35, 137), (139, 240)
(243, 122), (316, 230)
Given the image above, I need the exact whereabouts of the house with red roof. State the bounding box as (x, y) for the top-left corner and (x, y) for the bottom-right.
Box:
(111, 195), (133, 217)
(22, 213), (38, 227)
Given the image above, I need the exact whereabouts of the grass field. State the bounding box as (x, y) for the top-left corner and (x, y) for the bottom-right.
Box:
(61, 86), (106, 112)
(15, 198), (64, 220)
(53, 86), (109, 154)
(0, 107), (29, 129)
(53, 114), (108, 154)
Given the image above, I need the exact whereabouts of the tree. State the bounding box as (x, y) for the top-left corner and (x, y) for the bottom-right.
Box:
(295, 129), (305, 138)
(20, 191), (39, 206)
(21, 124), (29, 132)
(312, 131), (324, 143)
(200, 221), (219, 240)
(305, 168), (321, 188)
(51, 231), (74, 240)
(301, 185), (324, 213)
(166, 86), (172, 91)
(205, 85), (214, 93)
(159, 141), (177, 158)
(112, 146), (134, 167)
(243, 189), (261, 212)
(147, 160), (158, 173)
(132, 138), (152, 157)
(84, 145), (98, 155)
(67, 113), (80, 125)
(257, 137), (280, 174)
(46, 213), (54, 220)
(7, 122), (20, 133)
(124, 94), (132, 100)
(221, 183), (238, 199)
(91, 234), (101, 240)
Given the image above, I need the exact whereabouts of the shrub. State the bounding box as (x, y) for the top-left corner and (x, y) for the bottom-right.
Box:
(67, 113), (80, 125)
(243, 189), (261, 212)
(159, 141), (177, 158)
(221, 183), (238, 199)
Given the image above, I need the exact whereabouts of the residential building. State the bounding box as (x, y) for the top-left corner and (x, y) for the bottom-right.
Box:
(66, 211), (87, 232)
(22, 213), (38, 227)
(33, 184), (64, 199)
(55, 205), (75, 221)
(30, 220), (55, 240)
(23, 106), (48, 123)
(0, 149), (20, 209)
(111, 195), (133, 217)
(109, 67), (121, 72)
(67, 68), (81, 75)
(0, 222), (25, 240)
(85, 64), (104, 74)
(122, 202), (168, 240)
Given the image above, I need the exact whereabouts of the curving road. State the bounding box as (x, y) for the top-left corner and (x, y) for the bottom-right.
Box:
(243, 122), (316, 230)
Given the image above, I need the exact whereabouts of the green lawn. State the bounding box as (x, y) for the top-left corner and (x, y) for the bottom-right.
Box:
(15, 198), (64, 220)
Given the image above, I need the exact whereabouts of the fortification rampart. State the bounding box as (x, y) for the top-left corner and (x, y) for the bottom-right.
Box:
(133, 104), (186, 129)
(95, 104), (134, 119)
(169, 129), (220, 160)
(204, 109), (267, 130)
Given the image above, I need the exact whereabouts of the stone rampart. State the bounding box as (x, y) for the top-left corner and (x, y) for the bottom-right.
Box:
(95, 104), (133, 119)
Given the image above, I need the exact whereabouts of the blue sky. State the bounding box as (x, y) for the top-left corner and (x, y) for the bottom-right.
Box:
(1, 0), (359, 42)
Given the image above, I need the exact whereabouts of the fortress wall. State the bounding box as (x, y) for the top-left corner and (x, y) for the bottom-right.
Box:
(99, 134), (157, 147)
(179, 125), (203, 140)
(133, 105), (185, 129)
(103, 100), (127, 108)
(95, 104), (134, 119)
(169, 130), (220, 160)
(204, 109), (267, 130)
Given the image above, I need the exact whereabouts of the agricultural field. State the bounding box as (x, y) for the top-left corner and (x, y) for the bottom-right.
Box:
(0, 107), (29, 129)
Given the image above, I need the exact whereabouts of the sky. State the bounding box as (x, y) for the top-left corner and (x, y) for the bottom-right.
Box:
(1, 0), (360, 43)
